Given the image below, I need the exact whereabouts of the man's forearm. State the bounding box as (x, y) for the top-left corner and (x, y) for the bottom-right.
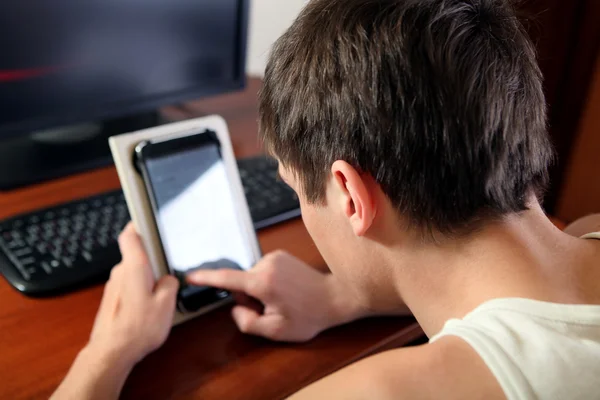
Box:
(51, 345), (134, 400)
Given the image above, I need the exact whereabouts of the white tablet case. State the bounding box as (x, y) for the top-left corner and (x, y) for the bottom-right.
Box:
(109, 115), (261, 326)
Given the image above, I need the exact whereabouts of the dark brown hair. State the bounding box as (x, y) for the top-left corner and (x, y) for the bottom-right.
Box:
(259, 0), (553, 236)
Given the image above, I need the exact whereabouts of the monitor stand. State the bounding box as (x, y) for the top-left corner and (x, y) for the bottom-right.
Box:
(0, 111), (166, 191)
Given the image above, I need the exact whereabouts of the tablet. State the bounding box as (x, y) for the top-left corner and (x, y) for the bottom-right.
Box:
(109, 115), (261, 325)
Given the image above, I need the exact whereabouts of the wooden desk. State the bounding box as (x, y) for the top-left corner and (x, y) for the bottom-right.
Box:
(0, 78), (422, 399)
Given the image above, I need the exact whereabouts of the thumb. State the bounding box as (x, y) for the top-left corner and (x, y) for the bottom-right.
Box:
(231, 305), (284, 340)
(154, 275), (179, 309)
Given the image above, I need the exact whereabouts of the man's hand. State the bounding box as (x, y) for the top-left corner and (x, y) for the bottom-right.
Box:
(188, 250), (369, 342)
(88, 223), (179, 365)
(52, 223), (179, 400)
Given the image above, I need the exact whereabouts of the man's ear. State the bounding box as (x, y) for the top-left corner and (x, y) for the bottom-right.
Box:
(330, 160), (377, 236)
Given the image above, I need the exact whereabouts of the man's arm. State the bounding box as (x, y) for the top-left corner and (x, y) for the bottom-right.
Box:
(564, 214), (600, 237)
(52, 229), (411, 397)
(51, 224), (179, 400)
(51, 346), (135, 400)
(287, 337), (505, 400)
(188, 250), (411, 342)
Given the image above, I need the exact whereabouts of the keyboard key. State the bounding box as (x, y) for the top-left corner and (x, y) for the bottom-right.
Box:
(73, 213), (85, 222)
(26, 266), (45, 281)
(42, 221), (54, 230)
(20, 256), (36, 266)
(27, 225), (40, 234)
(12, 219), (24, 229)
(7, 239), (25, 249)
(40, 261), (52, 274)
(82, 251), (93, 262)
(14, 247), (33, 258)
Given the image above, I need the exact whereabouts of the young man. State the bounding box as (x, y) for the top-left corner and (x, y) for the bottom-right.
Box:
(53, 0), (600, 398)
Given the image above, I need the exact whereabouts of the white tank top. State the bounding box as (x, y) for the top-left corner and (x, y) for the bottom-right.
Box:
(429, 233), (600, 400)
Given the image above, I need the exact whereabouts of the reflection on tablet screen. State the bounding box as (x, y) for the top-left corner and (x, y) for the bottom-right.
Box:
(145, 142), (254, 278)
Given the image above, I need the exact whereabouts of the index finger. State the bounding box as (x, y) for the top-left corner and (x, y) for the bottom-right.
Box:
(187, 269), (252, 294)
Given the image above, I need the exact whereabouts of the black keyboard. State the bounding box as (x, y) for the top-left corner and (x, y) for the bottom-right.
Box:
(0, 155), (300, 296)
(237, 156), (300, 230)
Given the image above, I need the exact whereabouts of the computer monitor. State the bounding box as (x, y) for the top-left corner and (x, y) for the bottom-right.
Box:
(0, 0), (249, 190)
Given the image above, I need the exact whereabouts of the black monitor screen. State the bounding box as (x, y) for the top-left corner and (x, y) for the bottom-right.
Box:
(0, 0), (247, 136)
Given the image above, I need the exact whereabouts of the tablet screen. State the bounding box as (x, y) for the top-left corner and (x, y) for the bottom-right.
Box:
(143, 139), (253, 298)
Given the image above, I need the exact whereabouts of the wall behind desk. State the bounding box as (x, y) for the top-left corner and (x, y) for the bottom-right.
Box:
(556, 55), (600, 223)
(246, 0), (305, 77)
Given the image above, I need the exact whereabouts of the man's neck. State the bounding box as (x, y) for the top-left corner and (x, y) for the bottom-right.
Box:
(386, 204), (593, 337)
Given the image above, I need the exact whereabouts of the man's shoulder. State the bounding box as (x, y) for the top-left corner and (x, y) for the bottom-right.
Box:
(291, 335), (505, 399)
(369, 336), (506, 399)
(370, 336), (504, 399)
